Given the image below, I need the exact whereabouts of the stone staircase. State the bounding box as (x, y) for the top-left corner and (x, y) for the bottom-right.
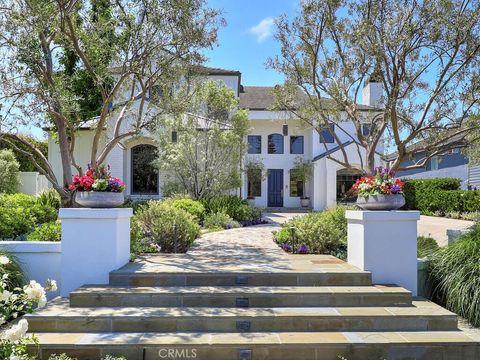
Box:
(26, 255), (479, 360)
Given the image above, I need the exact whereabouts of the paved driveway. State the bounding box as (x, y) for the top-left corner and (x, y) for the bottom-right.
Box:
(263, 212), (474, 247)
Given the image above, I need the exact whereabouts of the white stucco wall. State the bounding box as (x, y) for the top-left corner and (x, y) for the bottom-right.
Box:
(48, 130), (107, 185)
(243, 118), (313, 208)
(19, 172), (49, 196)
(0, 242), (61, 300)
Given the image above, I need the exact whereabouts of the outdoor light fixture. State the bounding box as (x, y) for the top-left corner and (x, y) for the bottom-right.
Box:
(172, 131), (178, 142)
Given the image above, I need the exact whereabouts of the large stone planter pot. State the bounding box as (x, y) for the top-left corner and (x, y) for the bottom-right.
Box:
(300, 198), (310, 208)
(356, 194), (405, 211)
(75, 191), (125, 208)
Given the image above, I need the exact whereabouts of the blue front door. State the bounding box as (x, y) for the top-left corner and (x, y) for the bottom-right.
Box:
(268, 169), (283, 207)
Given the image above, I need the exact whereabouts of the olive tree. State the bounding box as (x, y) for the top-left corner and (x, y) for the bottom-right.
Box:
(156, 80), (249, 199)
(0, 0), (221, 205)
(269, 0), (480, 174)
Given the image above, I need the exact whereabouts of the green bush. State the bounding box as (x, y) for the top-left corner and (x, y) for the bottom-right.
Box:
(204, 212), (240, 229)
(37, 188), (61, 210)
(428, 227), (480, 327)
(170, 198), (206, 221)
(0, 250), (26, 291)
(201, 195), (253, 221)
(0, 149), (20, 194)
(274, 205), (349, 259)
(417, 236), (439, 258)
(0, 193), (58, 240)
(27, 221), (61, 242)
(403, 178), (468, 215)
(134, 201), (200, 253)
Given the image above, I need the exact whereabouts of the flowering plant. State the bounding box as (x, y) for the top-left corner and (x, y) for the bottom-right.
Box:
(69, 163), (125, 193)
(0, 255), (57, 359)
(352, 167), (405, 197)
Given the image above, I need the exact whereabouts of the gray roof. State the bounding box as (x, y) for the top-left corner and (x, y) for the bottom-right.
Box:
(239, 86), (376, 111)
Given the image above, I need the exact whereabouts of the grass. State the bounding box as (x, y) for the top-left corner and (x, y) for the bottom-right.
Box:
(417, 236), (439, 258)
(428, 227), (480, 327)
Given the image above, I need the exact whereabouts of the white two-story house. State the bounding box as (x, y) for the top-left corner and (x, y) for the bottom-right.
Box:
(47, 66), (383, 210)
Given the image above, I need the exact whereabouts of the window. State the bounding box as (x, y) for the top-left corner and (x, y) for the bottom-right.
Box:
(337, 169), (362, 201)
(149, 85), (163, 100)
(247, 169), (262, 197)
(430, 156), (439, 170)
(290, 136), (304, 154)
(289, 170), (304, 197)
(362, 124), (371, 136)
(319, 124), (335, 143)
(268, 134), (284, 154)
(131, 144), (159, 195)
(248, 135), (262, 154)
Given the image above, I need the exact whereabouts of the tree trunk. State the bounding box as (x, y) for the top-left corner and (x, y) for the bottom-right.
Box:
(56, 120), (73, 188)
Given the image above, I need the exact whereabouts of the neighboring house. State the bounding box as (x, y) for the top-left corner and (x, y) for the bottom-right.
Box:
(47, 66), (384, 210)
(389, 140), (480, 190)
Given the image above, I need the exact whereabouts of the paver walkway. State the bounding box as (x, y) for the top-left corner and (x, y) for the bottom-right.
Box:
(118, 224), (363, 276)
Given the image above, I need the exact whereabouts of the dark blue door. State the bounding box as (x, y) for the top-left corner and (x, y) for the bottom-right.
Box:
(268, 169), (283, 207)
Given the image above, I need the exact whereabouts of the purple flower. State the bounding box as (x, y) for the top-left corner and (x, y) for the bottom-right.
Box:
(281, 243), (292, 252)
(390, 184), (402, 194)
(298, 244), (309, 254)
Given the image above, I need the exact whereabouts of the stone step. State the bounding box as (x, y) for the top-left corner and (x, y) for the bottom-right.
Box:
(109, 271), (372, 287)
(29, 331), (479, 360)
(69, 285), (411, 308)
(26, 299), (457, 333)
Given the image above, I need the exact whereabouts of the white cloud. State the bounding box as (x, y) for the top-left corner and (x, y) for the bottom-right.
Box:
(249, 17), (275, 43)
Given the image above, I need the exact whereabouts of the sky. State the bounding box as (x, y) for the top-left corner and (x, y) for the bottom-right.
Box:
(205, 0), (298, 86)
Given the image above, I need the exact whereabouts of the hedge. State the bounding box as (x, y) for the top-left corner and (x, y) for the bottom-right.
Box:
(400, 178), (479, 215)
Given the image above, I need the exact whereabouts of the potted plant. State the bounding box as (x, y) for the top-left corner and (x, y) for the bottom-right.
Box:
(69, 163), (126, 208)
(291, 157), (313, 207)
(352, 166), (405, 210)
(244, 158), (265, 205)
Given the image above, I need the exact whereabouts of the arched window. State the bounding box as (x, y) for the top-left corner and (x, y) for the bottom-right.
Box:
(268, 134), (284, 154)
(131, 144), (159, 195)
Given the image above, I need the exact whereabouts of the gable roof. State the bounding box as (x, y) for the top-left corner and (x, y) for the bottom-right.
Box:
(239, 86), (377, 111)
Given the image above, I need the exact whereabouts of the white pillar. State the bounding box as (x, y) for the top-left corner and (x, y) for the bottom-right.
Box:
(59, 208), (133, 297)
(346, 210), (420, 295)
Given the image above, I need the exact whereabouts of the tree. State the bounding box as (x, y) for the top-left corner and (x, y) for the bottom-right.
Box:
(269, 0), (480, 174)
(0, 0), (221, 205)
(244, 157), (265, 199)
(156, 80), (249, 199)
(291, 157), (313, 199)
(0, 149), (20, 194)
(0, 135), (48, 172)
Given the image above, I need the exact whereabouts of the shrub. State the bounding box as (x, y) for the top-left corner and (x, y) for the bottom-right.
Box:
(27, 221), (61, 242)
(0, 194), (57, 239)
(204, 212), (240, 229)
(274, 205), (349, 259)
(37, 188), (61, 210)
(0, 250), (25, 291)
(134, 201), (200, 253)
(0, 149), (20, 194)
(402, 178), (462, 212)
(170, 198), (206, 221)
(417, 236), (439, 258)
(201, 195), (253, 221)
(428, 227), (480, 327)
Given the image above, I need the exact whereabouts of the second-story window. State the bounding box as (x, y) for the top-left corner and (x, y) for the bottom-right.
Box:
(362, 124), (371, 136)
(248, 135), (262, 154)
(319, 124), (335, 143)
(268, 134), (284, 154)
(290, 136), (304, 154)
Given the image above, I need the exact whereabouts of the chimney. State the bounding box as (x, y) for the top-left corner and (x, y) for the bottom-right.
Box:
(362, 70), (383, 108)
